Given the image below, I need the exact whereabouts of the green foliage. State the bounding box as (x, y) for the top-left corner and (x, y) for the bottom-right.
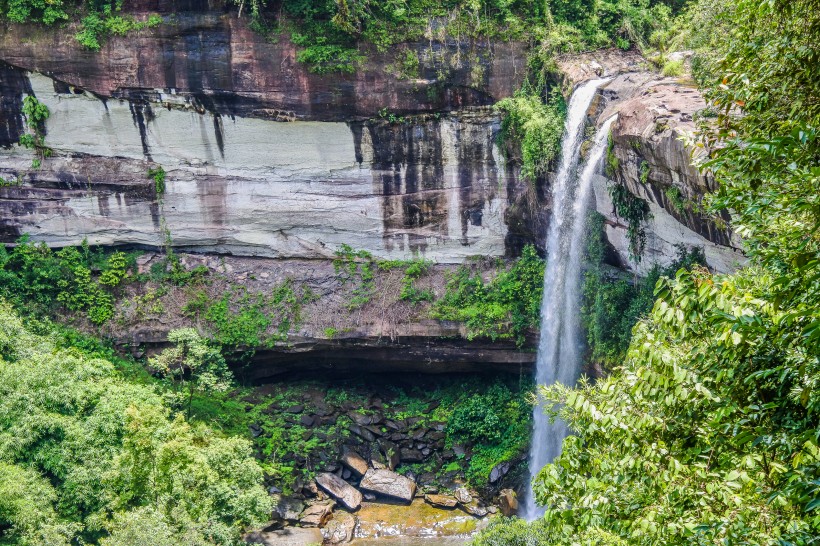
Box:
(147, 254), (209, 287)
(4, 0), (68, 24)
(74, 3), (162, 51)
(199, 280), (304, 353)
(432, 245), (544, 345)
(333, 243), (376, 309)
(398, 259), (434, 303)
(608, 180), (650, 261)
(605, 133), (620, 177)
(392, 47), (420, 79)
(526, 262), (820, 543)
(661, 57), (683, 76)
(334, 244), (434, 307)
(447, 382), (532, 486)
(150, 328), (232, 418)
(638, 160), (650, 183)
(480, 1), (820, 543)
(663, 185), (686, 213)
(148, 165), (166, 196)
(471, 517), (628, 546)
(0, 175), (21, 186)
(1, 0), (161, 49)
(496, 92), (566, 181)
(225, 0), (677, 74)
(581, 212), (705, 370)
(0, 237), (132, 324)
(0, 302), (271, 545)
(18, 95), (51, 167)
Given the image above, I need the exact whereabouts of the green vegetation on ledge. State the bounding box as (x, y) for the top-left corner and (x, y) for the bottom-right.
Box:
(581, 212), (705, 371)
(432, 244), (544, 345)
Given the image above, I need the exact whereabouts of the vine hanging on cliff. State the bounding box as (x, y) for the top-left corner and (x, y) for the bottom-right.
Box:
(609, 180), (650, 262)
(18, 95), (51, 168)
(604, 135), (651, 261)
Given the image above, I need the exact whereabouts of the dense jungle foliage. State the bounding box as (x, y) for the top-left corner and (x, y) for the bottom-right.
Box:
(3, 0), (819, 543)
(0, 0), (678, 67)
(474, 0), (820, 543)
(0, 304), (272, 546)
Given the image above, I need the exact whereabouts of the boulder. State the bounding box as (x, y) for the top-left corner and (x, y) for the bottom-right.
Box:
(299, 501), (335, 527)
(454, 488), (472, 505)
(499, 489), (519, 517)
(245, 528), (324, 546)
(315, 473), (363, 511)
(400, 448), (424, 463)
(322, 512), (357, 544)
(378, 439), (401, 470)
(424, 494), (458, 509)
(271, 495), (305, 522)
(461, 501), (489, 517)
(359, 469), (417, 503)
(340, 447), (369, 476)
(350, 412), (374, 426)
(299, 414), (315, 427)
(489, 462), (511, 484)
(348, 424), (376, 442)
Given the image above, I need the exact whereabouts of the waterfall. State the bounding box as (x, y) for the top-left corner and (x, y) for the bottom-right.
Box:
(521, 76), (615, 521)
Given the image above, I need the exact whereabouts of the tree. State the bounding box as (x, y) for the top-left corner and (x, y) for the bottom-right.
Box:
(0, 302), (270, 545)
(150, 328), (232, 418)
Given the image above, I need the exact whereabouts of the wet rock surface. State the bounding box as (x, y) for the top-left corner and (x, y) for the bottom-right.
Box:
(323, 511), (358, 544)
(498, 489), (519, 517)
(245, 527), (324, 546)
(353, 499), (490, 540)
(298, 500), (336, 528)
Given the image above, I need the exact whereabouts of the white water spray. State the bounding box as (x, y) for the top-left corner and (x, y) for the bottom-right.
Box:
(521, 77), (616, 520)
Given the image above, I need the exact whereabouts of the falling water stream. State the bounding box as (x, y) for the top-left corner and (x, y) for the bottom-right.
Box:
(521, 77), (616, 520)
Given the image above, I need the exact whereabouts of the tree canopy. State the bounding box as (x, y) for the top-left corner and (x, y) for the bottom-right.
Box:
(0, 303), (272, 546)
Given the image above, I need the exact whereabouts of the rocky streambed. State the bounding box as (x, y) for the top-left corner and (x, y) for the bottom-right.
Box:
(237, 377), (526, 545)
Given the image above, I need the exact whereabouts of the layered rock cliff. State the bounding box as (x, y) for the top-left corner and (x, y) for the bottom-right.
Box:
(0, 7), (745, 355)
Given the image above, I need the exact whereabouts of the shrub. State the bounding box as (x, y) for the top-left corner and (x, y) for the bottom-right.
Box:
(662, 58), (684, 76)
(432, 244), (544, 345)
(0, 237), (132, 324)
(496, 94), (566, 181)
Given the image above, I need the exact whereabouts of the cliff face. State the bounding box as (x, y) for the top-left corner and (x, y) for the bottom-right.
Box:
(0, 10), (742, 274)
(0, 0), (525, 122)
(553, 51), (745, 274)
(597, 79), (745, 274)
(0, 70), (514, 262)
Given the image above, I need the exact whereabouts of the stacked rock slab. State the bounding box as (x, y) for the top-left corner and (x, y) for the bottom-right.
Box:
(359, 469), (417, 503)
(315, 473), (363, 511)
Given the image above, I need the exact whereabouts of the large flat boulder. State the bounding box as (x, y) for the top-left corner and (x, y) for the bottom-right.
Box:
(359, 469), (417, 503)
(315, 472), (363, 510)
(424, 494), (458, 509)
